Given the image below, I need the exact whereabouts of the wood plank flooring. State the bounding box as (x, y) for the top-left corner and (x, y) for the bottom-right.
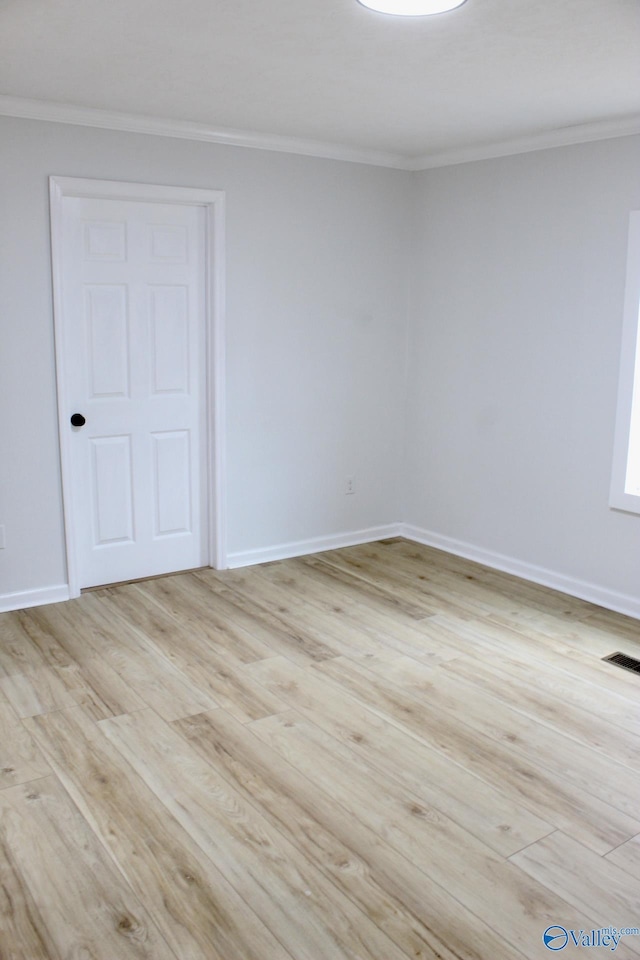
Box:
(1, 538), (640, 960)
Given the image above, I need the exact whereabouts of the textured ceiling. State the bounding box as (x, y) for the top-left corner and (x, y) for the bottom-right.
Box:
(1, 0), (638, 161)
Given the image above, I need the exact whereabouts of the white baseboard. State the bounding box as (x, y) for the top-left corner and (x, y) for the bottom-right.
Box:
(2, 524), (636, 623)
(0, 584), (71, 614)
(401, 524), (640, 621)
(227, 521), (640, 621)
(226, 524), (403, 569)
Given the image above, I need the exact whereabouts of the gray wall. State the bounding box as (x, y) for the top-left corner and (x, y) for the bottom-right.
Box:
(403, 136), (640, 600)
(0, 117), (411, 599)
(1, 116), (638, 611)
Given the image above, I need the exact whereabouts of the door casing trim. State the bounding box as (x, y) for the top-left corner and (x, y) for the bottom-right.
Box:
(49, 175), (227, 597)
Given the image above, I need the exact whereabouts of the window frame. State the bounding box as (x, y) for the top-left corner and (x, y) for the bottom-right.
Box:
(610, 210), (640, 515)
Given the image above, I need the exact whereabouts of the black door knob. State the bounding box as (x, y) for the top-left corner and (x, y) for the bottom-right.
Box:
(70, 413), (86, 427)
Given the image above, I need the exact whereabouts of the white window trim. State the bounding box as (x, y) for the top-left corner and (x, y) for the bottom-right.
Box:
(610, 210), (640, 515)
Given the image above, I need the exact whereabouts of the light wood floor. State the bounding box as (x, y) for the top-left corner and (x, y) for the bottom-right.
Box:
(1, 539), (640, 960)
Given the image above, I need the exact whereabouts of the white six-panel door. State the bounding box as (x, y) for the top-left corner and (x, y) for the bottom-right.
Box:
(58, 195), (208, 588)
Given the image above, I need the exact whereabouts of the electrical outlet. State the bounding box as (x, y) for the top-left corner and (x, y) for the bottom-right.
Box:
(0, 525), (5, 549)
(345, 477), (356, 495)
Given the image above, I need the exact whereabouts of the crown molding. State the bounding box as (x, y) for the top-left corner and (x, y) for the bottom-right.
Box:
(0, 95), (412, 170)
(1, 95), (639, 172)
(407, 114), (640, 170)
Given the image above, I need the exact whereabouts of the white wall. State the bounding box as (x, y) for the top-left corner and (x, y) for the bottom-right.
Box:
(403, 136), (640, 606)
(0, 117), (411, 602)
(2, 116), (639, 614)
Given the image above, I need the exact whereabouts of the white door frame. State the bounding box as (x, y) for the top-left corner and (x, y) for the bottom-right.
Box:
(50, 176), (227, 597)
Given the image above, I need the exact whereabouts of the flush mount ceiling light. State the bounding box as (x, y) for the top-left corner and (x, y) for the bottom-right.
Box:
(357, 0), (466, 14)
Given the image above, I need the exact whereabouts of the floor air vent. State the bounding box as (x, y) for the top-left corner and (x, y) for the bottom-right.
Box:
(602, 652), (640, 675)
